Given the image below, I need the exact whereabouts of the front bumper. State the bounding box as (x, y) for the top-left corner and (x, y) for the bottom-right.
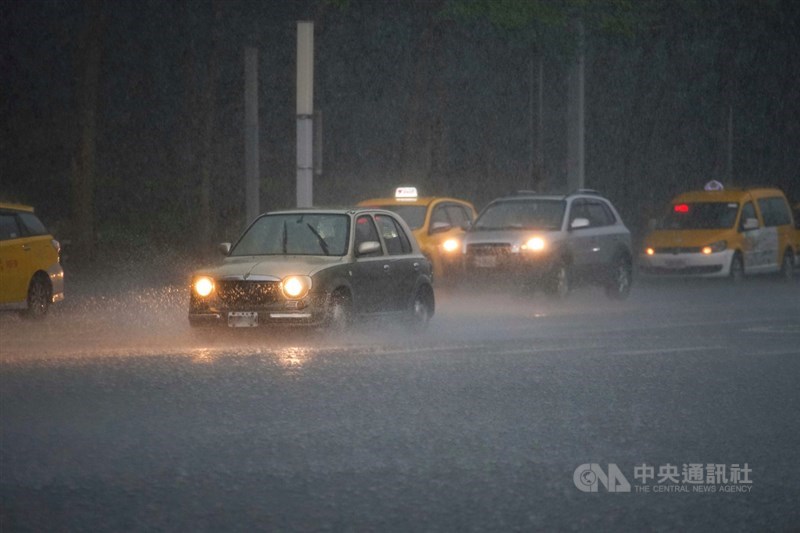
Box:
(463, 248), (558, 280)
(189, 293), (329, 328)
(639, 249), (733, 278)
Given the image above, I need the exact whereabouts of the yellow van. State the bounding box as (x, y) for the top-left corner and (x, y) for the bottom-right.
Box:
(640, 184), (797, 281)
(0, 203), (64, 317)
(358, 187), (477, 281)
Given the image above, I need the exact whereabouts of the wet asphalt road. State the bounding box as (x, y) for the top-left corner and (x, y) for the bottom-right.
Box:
(1, 275), (799, 531)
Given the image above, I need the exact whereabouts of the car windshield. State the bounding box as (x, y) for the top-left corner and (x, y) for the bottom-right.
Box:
(367, 204), (427, 230)
(473, 199), (566, 230)
(660, 202), (739, 230)
(231, 213), (350, 256)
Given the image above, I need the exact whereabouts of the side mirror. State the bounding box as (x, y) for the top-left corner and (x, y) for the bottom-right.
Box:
(429, 221), (452, 234)
(460, 220), (473, 231)
(570, 217), (590, 230)
(741, 218), (759, 231)
(218, 242), (231, 256)
(356, 241), (381, 256)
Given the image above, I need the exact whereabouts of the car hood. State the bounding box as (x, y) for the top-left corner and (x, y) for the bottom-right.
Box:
(463, 228), (562, 246)
(644, 229), (731, 248)
(195, 255), (347, 280)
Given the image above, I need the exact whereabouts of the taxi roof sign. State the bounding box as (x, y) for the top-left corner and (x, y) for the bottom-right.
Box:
(704, 180), (724, 191)
(395, 186), (418, 200)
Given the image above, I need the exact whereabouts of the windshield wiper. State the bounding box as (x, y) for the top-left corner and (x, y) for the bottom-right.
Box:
(306, 223), (330, 255)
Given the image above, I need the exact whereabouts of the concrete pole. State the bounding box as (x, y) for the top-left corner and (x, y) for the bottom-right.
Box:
(566, 19), (585, 192)
(296, 21), (314, 207)
(244, 47), (260, 224)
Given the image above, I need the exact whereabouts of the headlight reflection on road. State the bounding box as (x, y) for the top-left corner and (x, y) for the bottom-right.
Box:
(276, 346), (314, 372)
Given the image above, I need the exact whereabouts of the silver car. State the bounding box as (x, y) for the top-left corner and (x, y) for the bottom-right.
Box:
(462, 190), (633, 298)
(189, 208), (435, 329)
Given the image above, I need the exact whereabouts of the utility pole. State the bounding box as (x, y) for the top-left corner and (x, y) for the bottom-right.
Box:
(244, 47), (259, 225)
(296, 21), (314, 208)
(566, 19), (585, 192)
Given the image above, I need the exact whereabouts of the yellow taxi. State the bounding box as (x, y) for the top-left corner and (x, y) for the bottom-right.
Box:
(640, 182), (797, 281)
(0, 203), (64, 317)
(358, 187), (477, 280)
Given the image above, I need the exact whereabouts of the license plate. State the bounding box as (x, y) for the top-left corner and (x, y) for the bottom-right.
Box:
(665, 258), (686, 268)
(474, 255), (497, 268)
(228, 311), (258, 327)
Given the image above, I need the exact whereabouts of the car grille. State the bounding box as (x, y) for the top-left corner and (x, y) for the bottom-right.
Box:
(466, 243), (513, 256)
(654, 247), (702, 254)
(216, 280), (280, 308)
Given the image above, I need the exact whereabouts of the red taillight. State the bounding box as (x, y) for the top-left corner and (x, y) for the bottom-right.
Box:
(674, 204), (689, 213)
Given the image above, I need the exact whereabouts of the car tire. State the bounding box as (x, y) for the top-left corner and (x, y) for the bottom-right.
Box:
(605, 255), (633, 300)
(780, 250), (795, 282)
(327, 289), (352, 331)
(545, 261), (571, 299)
(729, 253), (744, 284)
(408, 284), (434, 331)
(22, 274), (51, 319)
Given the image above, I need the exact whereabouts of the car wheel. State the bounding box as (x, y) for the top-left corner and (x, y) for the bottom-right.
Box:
(408, 285), (434, 331)
(23, 275), (51, 319)
(605, 255), (632, 300)
(730, 253), (744, 284)
(545, 261), (571, 299)
(328, 290), (352, 331)
(780, 250), (795, 282)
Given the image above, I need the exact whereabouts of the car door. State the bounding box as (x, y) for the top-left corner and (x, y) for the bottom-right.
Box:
(739, 201), (767, 272)
(350, 214), (387, 314)
(0, 212), (30, 304)
(375, 213), (417, 311)
(565, 199), (595, 278)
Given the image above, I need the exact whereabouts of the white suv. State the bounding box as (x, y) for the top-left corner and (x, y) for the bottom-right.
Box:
(462, 190), (633, 298)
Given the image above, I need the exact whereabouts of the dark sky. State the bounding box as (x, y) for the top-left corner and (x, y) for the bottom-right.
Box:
(2, 0), (799, 243)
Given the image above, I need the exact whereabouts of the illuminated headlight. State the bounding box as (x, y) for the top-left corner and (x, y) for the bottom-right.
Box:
(702, 240), (727, 255)
(281, 275), (312, 299)
(442, 238), (460, 253)
(193, 276), (215, 297)
(522, 237), (546, 252)
(645, 247), (655, 256)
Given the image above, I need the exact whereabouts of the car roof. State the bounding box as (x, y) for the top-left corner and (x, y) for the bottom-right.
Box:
(674, 187), (786, 203)
(262, 207), (404, 216)
(0, 202), (35, 213)
(357, 196), (473, 208)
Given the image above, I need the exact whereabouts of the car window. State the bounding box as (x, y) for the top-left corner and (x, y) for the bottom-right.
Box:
(376, 214), (411, 255)
(586, 201), (615, 227)
(739, 202), (757, 228)
(18, 212), (49, 236)
(231, 213), (350, 256)
(367, 205), (427, 230)
(0, 214), (22, 241)
(474, 199), (565, 231)
(430, 205), (449, 227)
(757, 197), (792, 227)
(568, 200), (589, 225)
(355, 215), (383, 256)
(445, 204), (470, 226)
(661, 202), (739, 230)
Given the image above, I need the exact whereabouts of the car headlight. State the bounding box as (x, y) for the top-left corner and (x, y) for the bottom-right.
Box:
(702, 240), (727, 255)
(281, 275), (312, 299)
(193, 276), (215, 297)
(645, 247), (655, 256)
(442, 238), (460, 253)
(522, 236), (546, 252)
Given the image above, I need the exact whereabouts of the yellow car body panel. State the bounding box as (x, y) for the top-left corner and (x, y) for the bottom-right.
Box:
(357, 195), (476, 279)
(640, 188), (797, 278)
(0, 203), (64, 313)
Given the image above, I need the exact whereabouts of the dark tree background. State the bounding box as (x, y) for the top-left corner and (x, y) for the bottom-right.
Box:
(2, 0), (798, 257)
